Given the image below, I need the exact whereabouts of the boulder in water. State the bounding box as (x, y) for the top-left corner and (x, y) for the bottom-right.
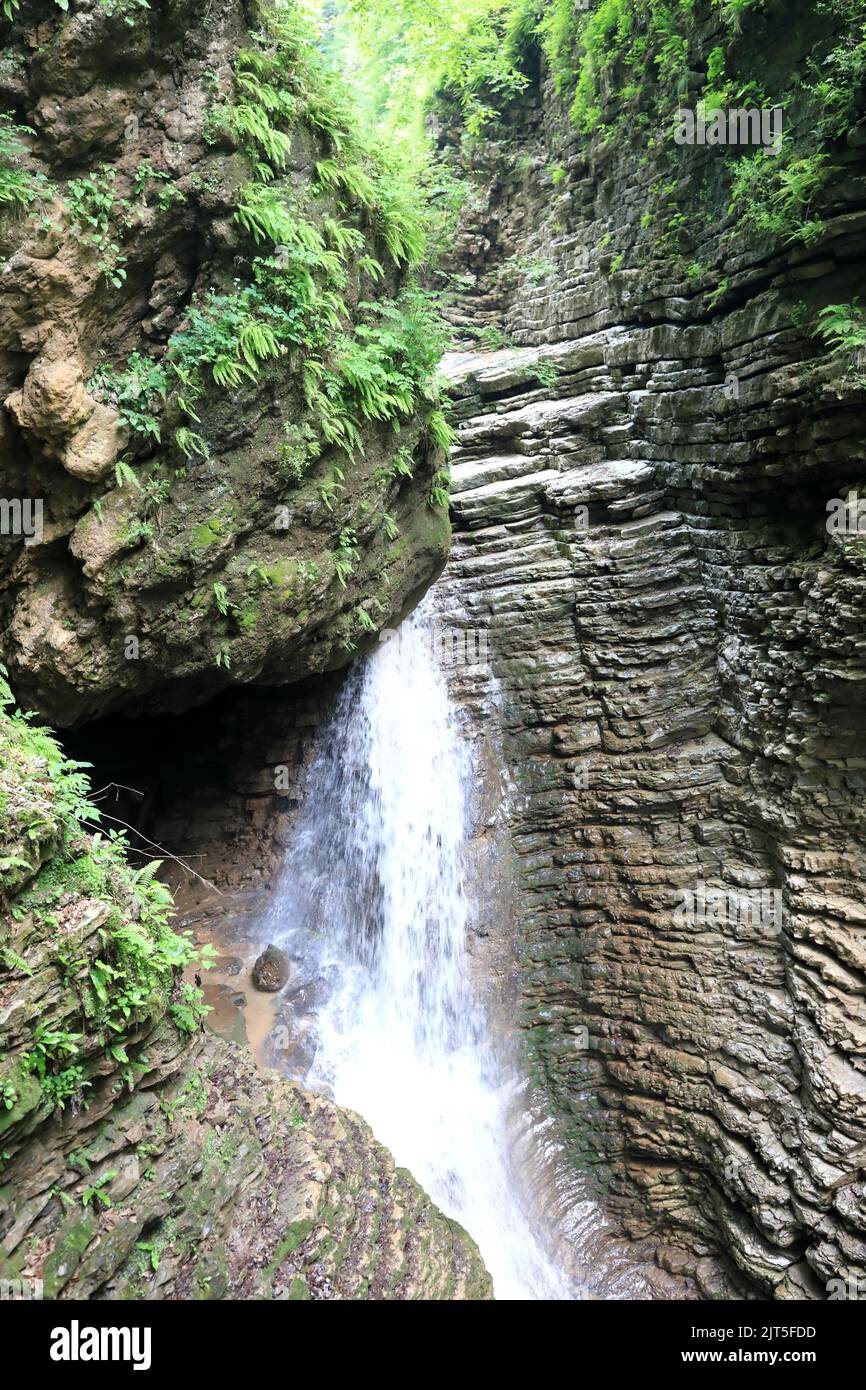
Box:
(251, 944), (291, 993)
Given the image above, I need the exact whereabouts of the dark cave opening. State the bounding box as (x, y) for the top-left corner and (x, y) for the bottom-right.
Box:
(59, 671), (345, 899)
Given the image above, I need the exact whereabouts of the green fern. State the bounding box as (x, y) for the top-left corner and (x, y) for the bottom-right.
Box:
(174, 427), (209, 461)
(0, 112), (45, 208)
(114, 458), (141, 490)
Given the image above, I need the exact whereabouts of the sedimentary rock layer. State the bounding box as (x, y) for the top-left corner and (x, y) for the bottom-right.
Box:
(433, 15), (866, 1297)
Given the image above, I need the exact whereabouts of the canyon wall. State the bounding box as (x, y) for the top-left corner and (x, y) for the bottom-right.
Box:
(432, 1), (866, 1298)
(0, 0), (448, 726)
(4, 0), (866, 1304)
(0, 0), (486, 1301)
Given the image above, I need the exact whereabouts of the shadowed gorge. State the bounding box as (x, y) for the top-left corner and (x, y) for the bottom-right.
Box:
(2, 0), (866, 1317)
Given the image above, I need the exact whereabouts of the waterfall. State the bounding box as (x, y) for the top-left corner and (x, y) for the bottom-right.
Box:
(259, 595), (574, 1300)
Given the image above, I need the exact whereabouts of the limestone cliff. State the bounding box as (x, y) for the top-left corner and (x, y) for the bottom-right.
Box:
(0, 0), (449, 726)
(432, 0), (866, 1298)
(0, 0), (486, 1303)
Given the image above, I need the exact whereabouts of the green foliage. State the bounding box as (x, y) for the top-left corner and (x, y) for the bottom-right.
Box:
(91, 354), (169, 442)
(534, 360), (560, 389)
(436, 5), (531, 136)
(702, 43), (730, 113)
(170, 981), (212, 1034)
(814, 300), (866, 386)
(122, 518), (154, 548)
(478, 323), (508, 349)
(24, 1023), (89, 1111)
(132, 161), (170, 201)
(90, 861), (200, 1036)
(717, 0), (761, 28)
(224, 29), (428, 267)
(333, 527), (358, 587)
(300, 288), (452, 464)
(114, 457), (141, 490)
(82, 1171), (117, 1208)
(507, 253), (556, 286)
(175, 426), (209, 461)
(96, 0), (149, 20)
(387, 0), (849, 259)
(390, 445), (414, 480)
(343, 0), (529, 138)
(424, 407), (456, 455)
(170, 289), (290, 388)
(212, 581), (230, 616)
(278, 421), (320, 482)
(0, 671), (94, 881)
(91, 1), (449, 475)
(65, 166), (129, 287)
(541, 0), (636, 133)
(209, 44), (320, 175)
(2, 0), (68, 18)
(728, 148), (829, 246)
(808, 24), (866, 140)
(0, 112), (46, 209)
(815, 300), (866, 354)
(429, 467), (452, 510)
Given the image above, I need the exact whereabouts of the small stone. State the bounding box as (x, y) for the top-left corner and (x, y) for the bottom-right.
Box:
(251, 944), (291, 993)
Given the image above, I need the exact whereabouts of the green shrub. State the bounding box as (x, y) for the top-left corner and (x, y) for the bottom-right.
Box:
(90, 0), (450, 474)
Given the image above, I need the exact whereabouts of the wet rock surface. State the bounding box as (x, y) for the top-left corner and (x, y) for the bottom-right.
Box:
(431, 21), (866, 1298)
(1, 1023), (492, 1301)
(251, 943), (290, 993)
(0, 760), (492, 1303)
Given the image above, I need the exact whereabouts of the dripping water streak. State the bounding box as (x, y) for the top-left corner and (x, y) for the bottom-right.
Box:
(260, 596), (573, 1300)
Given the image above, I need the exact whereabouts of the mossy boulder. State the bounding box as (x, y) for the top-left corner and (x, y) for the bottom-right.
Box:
(0, 0), (451, 726)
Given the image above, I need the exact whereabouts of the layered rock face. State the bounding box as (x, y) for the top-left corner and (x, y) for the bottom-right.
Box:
(0, 0), (448, 726)
(0, 0), (485, 1303)
(432, 9), (866, 1297)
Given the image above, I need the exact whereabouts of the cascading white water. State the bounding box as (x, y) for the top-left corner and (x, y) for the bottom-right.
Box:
(260, 596), (574, 1299)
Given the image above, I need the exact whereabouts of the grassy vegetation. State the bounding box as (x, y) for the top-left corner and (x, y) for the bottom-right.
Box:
(814, 300), (866, 387)
(2, 0), (149, 21)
